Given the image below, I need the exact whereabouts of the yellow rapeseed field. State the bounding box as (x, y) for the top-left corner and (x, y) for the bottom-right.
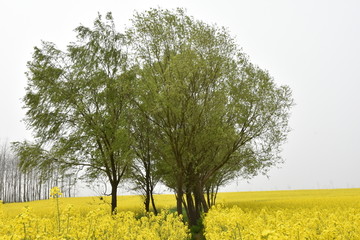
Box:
(205, 188), (360, 239)
(2, 193), (177, 218)
(0, 188), (188, 239)
(1, 188), (359, 239)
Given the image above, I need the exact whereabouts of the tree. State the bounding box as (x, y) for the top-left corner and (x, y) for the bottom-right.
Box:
(0, 140), (71, 203)
(12, 141), (77, 201)
(129, 8), (293, 227)
(128, 112), (161, 214)
(18, 13), (134, 213)
(16, 9), (292, 229)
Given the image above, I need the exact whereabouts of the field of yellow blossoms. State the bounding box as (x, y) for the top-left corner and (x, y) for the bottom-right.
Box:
(205, 188), (360, 239)
(1, 188), (360, 239)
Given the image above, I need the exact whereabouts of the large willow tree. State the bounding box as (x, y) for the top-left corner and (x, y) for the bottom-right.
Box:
(129, 8), (293, 226)
(19, 13), (134, 213)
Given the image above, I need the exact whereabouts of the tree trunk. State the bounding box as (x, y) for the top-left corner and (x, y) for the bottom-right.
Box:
(144, 188), (150, 212)
(212, 184), (220, 207)
(150, 182), (158, 215)
(176, 180), (183, 215)
(111, 183), (118, 214)
(150, 191), (158, 215)
(200, 191), (209, 213)
(206, 187), (211, 207)
(185, 191), (200, 227)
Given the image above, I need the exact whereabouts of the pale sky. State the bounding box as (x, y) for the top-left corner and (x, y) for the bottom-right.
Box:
(1, 0), (359, 195)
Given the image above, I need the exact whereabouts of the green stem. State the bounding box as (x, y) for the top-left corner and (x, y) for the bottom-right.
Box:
(56, 195), (61, 232)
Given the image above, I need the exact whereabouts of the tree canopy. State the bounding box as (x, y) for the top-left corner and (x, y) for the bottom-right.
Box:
(15, 8), (293, 225)
(19, 13), (134, 213)
(129, 8), (293, 225)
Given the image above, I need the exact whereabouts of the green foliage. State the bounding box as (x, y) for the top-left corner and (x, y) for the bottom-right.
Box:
(15, 8), (293, 223)
(17, 12), (135, 212)
(129, 7), (293, 226)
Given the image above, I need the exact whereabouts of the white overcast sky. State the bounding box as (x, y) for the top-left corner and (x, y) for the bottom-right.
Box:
(1, 0), (359, 194)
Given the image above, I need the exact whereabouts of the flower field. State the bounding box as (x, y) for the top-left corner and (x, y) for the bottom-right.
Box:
(1, 188), (360, 239)
(204, 202), (360, 239)
(0, 199), (189, 239)
(205, 189), (360, 239)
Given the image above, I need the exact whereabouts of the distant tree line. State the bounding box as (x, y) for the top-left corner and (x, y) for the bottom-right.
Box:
(0, 141), (76, 203)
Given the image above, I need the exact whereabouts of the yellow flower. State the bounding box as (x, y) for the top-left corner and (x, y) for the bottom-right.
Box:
(50, 186), (63, 198)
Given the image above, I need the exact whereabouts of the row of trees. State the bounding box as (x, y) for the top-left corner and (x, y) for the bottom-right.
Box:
(14, 8), (293, 227)
(0, 141), (76, 203)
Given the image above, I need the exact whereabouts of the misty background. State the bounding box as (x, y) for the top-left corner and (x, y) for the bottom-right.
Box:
(1, 0), (359, 196)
